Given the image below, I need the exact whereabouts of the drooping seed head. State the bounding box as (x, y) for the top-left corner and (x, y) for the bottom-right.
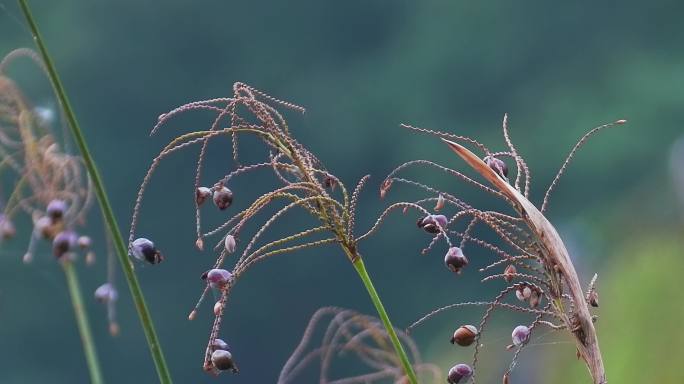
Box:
(0, 214), (16, 240)
(447, 363), (473, 384)
(485, 156), (509, 179)
(224, 235), (237, 254)
(94, 283), (118, 303)
(444, 247), (468, 274)
(196, 187), (212, 206)
(211, 338), (229, 351)
(213, 186), (234, 210)
(53, 230), (77, 259)
(503, 264), (517, 282)
(450, 325), (478, 346)
(131, 238), (163, 264)
(211, 349), (238, 373)
(512, 325), (531, 347)
(206, 268), (232, 288)
(46, 199), (68, 222)
(417, 214), (448, 234)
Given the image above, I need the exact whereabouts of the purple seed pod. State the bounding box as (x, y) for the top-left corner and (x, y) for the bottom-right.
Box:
(213, 301), (223, 316)
(224, 235), (237, 254)
(94, 283), (118, 303)
(447, 363), (473, 384)
(0, 214), (16, 240)
(450, 325), (478, 346)
(322, 175), (337, 190)
(444, 247), (468, 274)
(206, 268), (232, 288)
(512, 325), (531, 347)
(131, 238), (163, 264)
(196, 187), (212, 206)
(211, 349), (238, 373)
(516, 285), (532, 302)
(213, 186), (234, 210)
(503, 264), (517, 282)
(417, 214), (448, 234)
(485, 156), (509, 179)
(46, 199), (68, 222)
(211, 338), (229, 351)
(53, 230), (77, 259)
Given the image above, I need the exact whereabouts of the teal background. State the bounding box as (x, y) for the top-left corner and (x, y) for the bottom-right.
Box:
(1, 1), (683, 383)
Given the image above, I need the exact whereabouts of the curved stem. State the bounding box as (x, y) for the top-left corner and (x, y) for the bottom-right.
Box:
(62, 260), (105, 384)
(17, 1), (173, 382)
(351, 256), (418, 384)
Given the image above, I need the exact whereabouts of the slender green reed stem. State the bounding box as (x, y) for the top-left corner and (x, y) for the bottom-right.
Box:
(352, 256), (419, 384)
(62, 260), (105, 384)
(17, 1), (173, 382)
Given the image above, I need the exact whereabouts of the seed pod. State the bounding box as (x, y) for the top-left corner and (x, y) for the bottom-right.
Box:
(447, 363), (473, 384)
(53, 231), (77, 259)
(516, 285), (532, 301)
(450, 325), (478, 346)
(511, 325), (531, 347)
(213, 186), (234, 210)
(485, 156), (509, 179)
(0, 214), (16, 240)
(211, 349), (238, 373)
(444, 247), (468, 274)
(587, 290), (599, 307)
(46, 199), (68, 222)
(224, 235), (236, 254)
(213, 301), (223, 316)
(34, 216), (54, 239)
(196, 187), (212, 206)
(379, 179), (393, 199)
(434, 194), (445, 211)
(94, 283), (118, 303)
(131, 238), (163, 264)
(322, 175), (337, 190)
(417, 214), (448, 234)
(503, 264), (517, 282)
(78, 236), (92, 249)
(529, 289), (541, 308)
(211, 338), (229, 351)
(206, 268), (232, 288)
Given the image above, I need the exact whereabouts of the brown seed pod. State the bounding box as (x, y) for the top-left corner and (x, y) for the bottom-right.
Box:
(450, 325), (478, 346)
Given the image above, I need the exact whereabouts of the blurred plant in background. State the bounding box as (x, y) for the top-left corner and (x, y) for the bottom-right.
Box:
(0, 48), (119, 383)
(278, 307), (440, 384)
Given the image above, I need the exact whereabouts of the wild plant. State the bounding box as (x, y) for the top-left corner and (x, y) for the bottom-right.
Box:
(373, 115), (624, 383)
(279, 307), (441, 384)
(0, 48), (119, 383)
(129, 82), (418, 381)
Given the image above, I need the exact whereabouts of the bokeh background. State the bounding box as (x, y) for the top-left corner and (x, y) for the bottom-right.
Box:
(1, 1), (683, 383)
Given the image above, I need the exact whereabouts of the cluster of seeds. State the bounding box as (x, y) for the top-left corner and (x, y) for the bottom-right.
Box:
(128, 83), (392, 376)
(374, 115), (622, 383)
(0, 48), (119, 335)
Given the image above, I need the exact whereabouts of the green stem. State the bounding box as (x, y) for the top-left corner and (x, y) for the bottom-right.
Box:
(17, 1), (173, 382)
(352, 257), (419, 384)
(62, 261), (105, 384)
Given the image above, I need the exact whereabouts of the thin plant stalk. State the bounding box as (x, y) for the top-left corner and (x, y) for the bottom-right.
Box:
(62, 260), (105, 384)
(17, 1), (173, 382)
(351, 255), (419, 384)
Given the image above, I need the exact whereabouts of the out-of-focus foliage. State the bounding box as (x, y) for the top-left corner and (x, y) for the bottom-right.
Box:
(1, 1), (682, 383)
(546, 235), (684, 383)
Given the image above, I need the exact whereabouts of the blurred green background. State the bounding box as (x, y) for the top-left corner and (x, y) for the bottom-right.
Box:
(1, 1), (683, 383)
